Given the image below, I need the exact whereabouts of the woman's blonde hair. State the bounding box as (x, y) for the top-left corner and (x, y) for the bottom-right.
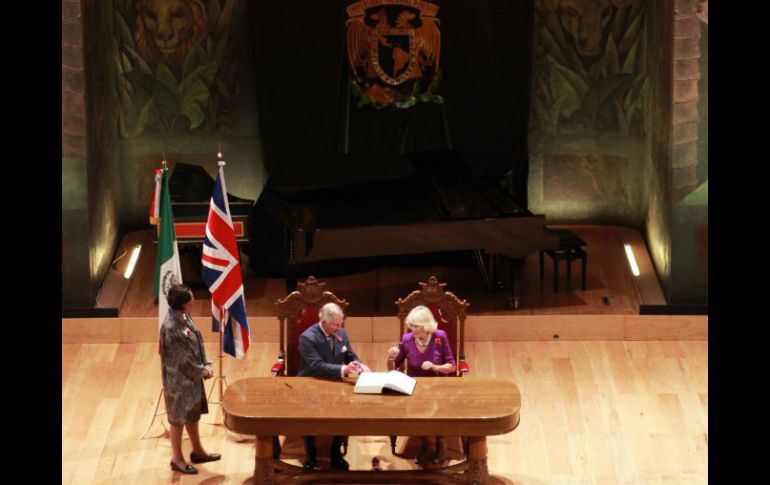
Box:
(405, 305), (438, 333)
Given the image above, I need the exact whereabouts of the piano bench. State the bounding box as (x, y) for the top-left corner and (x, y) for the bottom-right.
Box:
(539, 246), (587, 293)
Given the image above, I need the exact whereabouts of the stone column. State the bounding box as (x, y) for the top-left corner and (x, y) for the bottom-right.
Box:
(671, 0), (703, 202)
(62, 0), (94, 306)
(62, 0), (86, 161)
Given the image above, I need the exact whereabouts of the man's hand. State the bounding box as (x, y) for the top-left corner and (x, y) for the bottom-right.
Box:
(358, 362), (371, 373)
(343, 361), (362, 376)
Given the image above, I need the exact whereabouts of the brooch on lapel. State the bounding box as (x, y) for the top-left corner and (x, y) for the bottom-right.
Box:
(434, 337), (442, 345)
(183, 328), (194, 338)
(336, 335), (343, 342)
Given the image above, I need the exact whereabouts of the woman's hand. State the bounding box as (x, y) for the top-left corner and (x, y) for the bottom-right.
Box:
(387, 346), (400, 360)
(421, 361), (435, 371)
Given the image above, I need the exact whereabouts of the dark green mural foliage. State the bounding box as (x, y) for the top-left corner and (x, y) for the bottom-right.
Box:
(530, 0), (648, 135)
(113, 0), (240, 137)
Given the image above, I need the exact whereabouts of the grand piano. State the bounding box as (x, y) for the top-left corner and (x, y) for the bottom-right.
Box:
(247, 152), (559, 292)
(168, 163), (253, 245)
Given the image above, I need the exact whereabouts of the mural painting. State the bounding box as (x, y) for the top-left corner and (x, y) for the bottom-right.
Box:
(543, 153), (630, 204)
(113, 0), (241, 137)
(528, 0), (648, 223)
(530, 0), (647, 136)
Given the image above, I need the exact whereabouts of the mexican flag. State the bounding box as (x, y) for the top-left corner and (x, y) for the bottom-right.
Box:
(153, 167), (183, 330)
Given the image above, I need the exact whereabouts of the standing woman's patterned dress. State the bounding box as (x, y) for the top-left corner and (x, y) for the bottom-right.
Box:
(160, 310), (209, 424)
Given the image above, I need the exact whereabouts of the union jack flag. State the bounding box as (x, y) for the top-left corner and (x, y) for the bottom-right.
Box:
(202, 162), (250, 358)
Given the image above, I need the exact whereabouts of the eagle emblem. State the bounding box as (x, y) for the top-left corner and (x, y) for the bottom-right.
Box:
(346, 0), (442, 109)
(161, 270), (180, 298)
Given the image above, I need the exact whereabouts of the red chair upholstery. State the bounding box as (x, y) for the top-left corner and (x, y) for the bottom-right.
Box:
(390, 276), (470, 456)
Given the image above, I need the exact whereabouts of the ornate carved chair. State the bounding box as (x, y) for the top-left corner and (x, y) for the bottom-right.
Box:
(389, 276), (470, 456)
(271, 276), (350, 459)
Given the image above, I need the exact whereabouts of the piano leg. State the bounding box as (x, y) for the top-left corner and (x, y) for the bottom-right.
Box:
(553, 254), (559, 293)
(508, 258), (516, 309)
(473, 250), (494, 292)
(490, 255), (505, 291)
(539, 250), (545, 281)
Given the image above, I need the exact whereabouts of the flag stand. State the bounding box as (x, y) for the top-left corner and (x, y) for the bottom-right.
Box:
(140, 387), (167, 439)
(202, 328), (228, 427)
(144, 329), (227, 435)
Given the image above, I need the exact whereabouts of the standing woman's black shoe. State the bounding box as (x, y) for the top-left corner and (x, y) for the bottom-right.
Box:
(170, 462), (198, 474)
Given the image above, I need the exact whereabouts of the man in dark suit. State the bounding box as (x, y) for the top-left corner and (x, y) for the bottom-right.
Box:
(297, 302), (370, 470)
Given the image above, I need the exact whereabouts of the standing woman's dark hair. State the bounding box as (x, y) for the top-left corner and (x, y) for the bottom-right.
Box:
(167, 284), (193, 310)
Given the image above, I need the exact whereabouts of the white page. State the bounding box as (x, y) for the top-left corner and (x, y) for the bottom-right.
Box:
(354, 371), (416, 395)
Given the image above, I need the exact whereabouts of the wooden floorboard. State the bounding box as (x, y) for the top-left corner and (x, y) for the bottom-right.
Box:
(116, 225), (665, 319)
(62, 340), (707, 485)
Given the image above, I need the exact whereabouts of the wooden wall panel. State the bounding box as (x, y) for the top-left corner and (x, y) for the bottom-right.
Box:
(64, 315), (708, 343)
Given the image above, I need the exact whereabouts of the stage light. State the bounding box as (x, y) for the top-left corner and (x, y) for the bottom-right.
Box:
(623, 244), (640, 277)
(124, 245), (142, 279)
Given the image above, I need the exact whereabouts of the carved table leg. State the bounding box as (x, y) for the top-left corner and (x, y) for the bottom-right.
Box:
(255, 435), (275, 485)
(466, 436), (489, 485)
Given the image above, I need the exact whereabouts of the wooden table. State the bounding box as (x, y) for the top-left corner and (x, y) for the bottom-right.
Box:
(223, 376), (521, 484)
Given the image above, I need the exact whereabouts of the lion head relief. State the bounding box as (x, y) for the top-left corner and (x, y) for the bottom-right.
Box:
(556, 0), (632, 60)
(134, 0), (208, 70)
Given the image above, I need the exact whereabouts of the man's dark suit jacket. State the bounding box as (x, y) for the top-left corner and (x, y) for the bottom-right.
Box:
(297, 323), (359, 378)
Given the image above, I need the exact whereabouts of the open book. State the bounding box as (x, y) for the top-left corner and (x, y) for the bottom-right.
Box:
(354, 370), (416, 395)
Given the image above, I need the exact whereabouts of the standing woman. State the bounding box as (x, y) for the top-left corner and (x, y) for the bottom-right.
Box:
(387, 305), (456, 464)
(160, 284), (221, 474)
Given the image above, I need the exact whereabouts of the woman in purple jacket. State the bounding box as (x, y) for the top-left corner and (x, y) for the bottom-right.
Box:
(387, 305), (456, 464)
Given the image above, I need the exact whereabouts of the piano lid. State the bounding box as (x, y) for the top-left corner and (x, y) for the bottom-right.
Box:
(254, 152), (525, 230)
(268, 153), (416, 194)
(169, 163), (253, 220)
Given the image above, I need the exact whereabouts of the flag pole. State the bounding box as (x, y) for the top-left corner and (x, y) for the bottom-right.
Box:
(205, 312), (227, 407)
(218, 322), (225, 401)
(201, 148), (250, 420)
(144, 157), (176, 438)
(205, 154), (229, 411)
(205, 307), (227, 404)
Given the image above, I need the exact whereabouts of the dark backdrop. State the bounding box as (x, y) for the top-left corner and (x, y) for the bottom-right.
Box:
(250, 0), (534, 206)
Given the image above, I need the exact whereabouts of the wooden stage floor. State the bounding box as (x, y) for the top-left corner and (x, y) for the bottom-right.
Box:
(67, 226), (703, 484)
(62, 340), (707, 485)
(117, 225), (665, 319)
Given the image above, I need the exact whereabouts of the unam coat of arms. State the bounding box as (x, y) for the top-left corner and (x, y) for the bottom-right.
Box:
(346, 0), (442, 109)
